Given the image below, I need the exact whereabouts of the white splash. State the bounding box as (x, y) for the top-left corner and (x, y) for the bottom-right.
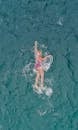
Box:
(57, 17), (63, 26)
(45, 87), (53, 97)
(37, 109), (47, 116)
(22, 62), (34, 78)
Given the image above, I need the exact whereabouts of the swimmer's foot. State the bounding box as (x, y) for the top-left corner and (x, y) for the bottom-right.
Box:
(33, 85), (43, 94)
(40, 87), (45, 91)
(40, 84), (45, 91)
(34, 84), (39, 89)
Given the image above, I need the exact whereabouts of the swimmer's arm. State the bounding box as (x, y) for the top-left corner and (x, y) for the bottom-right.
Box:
(42, 55), (51, 61)
(34, 41), (38, 56)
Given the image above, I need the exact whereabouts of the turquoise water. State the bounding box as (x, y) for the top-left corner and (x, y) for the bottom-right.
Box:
(0, 0), (78, 130)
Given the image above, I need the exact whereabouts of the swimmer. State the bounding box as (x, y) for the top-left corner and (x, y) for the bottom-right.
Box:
(34, 41), (51, 90)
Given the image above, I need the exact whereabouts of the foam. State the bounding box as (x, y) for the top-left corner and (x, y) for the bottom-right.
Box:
(45, 87), (53, 97)
(42, 55), (53, 71)
(33, 85), (53, 97)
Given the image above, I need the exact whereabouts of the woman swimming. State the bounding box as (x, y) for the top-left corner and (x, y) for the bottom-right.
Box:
(34, 41), (51, 90)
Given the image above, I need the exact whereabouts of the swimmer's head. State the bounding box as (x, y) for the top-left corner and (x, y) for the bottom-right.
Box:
(37, 50), (42, 56)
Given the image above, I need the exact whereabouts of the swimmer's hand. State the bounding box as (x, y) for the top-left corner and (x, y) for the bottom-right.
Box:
(42, 55), (52, 60)
(47, 55), (51, 58)
(34, 41), (38, 56)
(35, 41), (38, 46)
(46, 55), (52, 58)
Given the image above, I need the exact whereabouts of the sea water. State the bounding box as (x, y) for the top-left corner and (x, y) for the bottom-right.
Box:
(0, 0), (78, 130)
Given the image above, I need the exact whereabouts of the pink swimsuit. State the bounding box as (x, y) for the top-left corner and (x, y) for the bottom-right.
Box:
(35, 61), (41, 70)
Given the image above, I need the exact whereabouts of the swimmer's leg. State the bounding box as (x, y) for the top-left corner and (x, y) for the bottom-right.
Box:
(40, 69), (44, 88)
(35, 71), (40, 88)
